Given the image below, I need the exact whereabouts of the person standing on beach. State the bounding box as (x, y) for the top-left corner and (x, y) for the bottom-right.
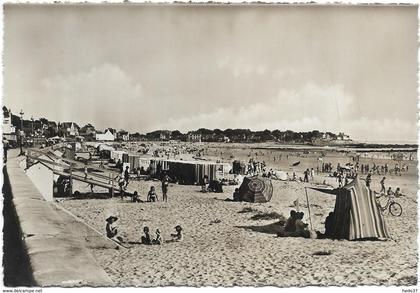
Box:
(117, 159), (123, 173)
(365, 173), (372, 189)
(337, 173), (343, 187)
(124, 166), (130, 188)
(3, 140), (9, 163)
(84, 164), (88, 180)
(380, 177), (386, 193)
(304, 169), (309, 183)
(118, 175), (125, 199)
(161, 173), (170, 202)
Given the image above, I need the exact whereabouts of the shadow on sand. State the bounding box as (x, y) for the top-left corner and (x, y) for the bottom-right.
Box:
(55, 192), (120, 200)
(236, 221), (285, 235)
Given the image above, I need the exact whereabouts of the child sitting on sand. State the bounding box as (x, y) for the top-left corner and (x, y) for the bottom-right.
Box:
(147, 186), (158, 202)
(152, 229), (162, 245)
(170, 225), (183, 242)
(233, 188), (240, 202)
(284, 210), (298, 232)
(132, 191), (141, 203)
(141, 226), (152, 245)
(395, 187), (404, 197)
(201, 176), (209, 192)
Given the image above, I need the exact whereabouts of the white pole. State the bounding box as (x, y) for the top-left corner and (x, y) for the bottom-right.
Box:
(305, 187), (313, 230)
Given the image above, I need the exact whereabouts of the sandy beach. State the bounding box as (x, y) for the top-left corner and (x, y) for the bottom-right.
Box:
(58, 145), (418, 287)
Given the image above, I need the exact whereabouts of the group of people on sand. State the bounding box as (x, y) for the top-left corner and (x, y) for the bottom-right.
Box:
(140, 225), (183, 245)
(105, 216), (183, 245)
(360, 162), (409, 176)
(130, 185), (167, 203)
(141, 227), (162, 245)
(303, 168), (315, 182)
(119, 173), (171, 202)
(245, 159), (267, 176)
(261, 169), (281, 179)
(367, 176), (404, 198)
(277, 210), (336, 240)
(386, 186), (403, 197)
(321, 162), (334, 173)
(277, 210), (310, 238)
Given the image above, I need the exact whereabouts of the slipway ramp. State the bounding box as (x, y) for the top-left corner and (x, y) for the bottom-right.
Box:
(26, 150), (121, 196)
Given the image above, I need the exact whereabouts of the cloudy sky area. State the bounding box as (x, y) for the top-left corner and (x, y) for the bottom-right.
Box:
(4, 5), (418, 143)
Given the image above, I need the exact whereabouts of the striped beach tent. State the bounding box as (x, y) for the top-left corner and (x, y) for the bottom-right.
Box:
(310, 177), (389, 240)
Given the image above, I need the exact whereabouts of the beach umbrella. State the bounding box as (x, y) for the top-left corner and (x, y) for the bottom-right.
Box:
(238, 175), (273, 203)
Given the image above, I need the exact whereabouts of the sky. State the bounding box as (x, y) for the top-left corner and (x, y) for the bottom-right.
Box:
(3, 4), (418, 143)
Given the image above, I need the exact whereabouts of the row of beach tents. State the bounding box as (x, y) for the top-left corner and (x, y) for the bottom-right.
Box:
(94, 143), (231, 185)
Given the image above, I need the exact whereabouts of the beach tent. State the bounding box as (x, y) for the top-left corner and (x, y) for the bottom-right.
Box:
(310, 177), (389, 240)
(232, 160), (246, 175)
(122, 153), (129, 163)
(139, 158), (152, 170)
(220, 163), (232, 177)
(147, 158), (227, 185)
(128, 154), (142, 170)
(238, 175), (273, 203)
(168, 161), (196, 184)
(195, 163), (220, 184)
(110, 150), (127, 163)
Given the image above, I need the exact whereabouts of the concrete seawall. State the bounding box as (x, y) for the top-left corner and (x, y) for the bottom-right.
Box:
(4, 150), (114, 287)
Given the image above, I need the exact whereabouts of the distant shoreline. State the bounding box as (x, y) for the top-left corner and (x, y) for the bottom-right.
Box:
(198, 141), (418, 153)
